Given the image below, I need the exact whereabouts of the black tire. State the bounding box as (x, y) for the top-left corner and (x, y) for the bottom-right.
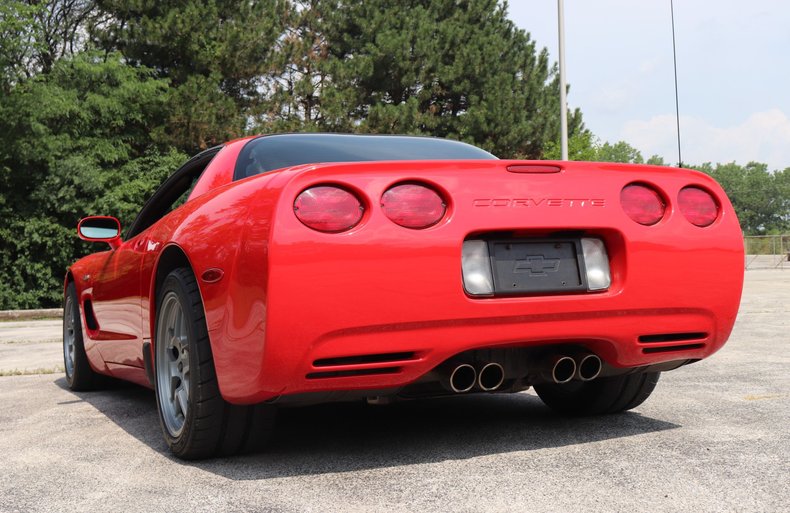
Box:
(154, 268), (276, 459)
(63, 282), (103, 391)
(534, 372), (661, 416)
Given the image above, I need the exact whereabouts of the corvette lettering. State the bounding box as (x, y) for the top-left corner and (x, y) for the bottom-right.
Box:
(473, 198), (606, 207)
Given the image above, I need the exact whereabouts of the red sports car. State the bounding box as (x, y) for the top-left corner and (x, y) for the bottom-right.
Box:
(64, 134), (744, 459)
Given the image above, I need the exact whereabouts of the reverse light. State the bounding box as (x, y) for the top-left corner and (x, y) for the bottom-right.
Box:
(620, 183), (666, 225)
(381, 183), (446, 229)
(678, 186), (719, 227)
(294, 185), (364, 232)
(462, 240), (494, 296)
(581, 238), (611, 291)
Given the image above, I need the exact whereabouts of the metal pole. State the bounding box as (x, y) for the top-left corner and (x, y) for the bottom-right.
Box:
(670, 0), (682, 167)
(558, 0), (568, 160)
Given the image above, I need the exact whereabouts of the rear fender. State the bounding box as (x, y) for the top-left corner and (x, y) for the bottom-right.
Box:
(144, 170), (290, 400)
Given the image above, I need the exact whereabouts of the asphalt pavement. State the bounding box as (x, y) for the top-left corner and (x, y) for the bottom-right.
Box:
(0, 270), (787, 512)
(0, 320), (62, 375)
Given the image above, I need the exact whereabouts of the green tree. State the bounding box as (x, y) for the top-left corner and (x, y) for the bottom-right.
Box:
(0, 53), (186, 308)
(543, 133), (644, 163)
(95, 0), (289, 151)
(258, 0), (583, 158)
(543, 131), (597, 161)
(596, 140), (643, 164)
(0, 1), (41, 90)
(699, 161), (785, 234)
(0, 0), (100, 87)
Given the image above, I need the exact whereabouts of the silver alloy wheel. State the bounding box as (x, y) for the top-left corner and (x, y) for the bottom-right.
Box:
(156, 292), (191, 437)
(63, 295), (76, 379)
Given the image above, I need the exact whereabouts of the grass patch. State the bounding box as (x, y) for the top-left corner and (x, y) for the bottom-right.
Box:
(0, 366), (64, 377)
(0, 339), (61, 345)
(0, 316), (61, 322)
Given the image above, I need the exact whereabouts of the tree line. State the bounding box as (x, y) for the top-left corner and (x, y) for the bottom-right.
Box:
(547, 132), (790, 236)
(0, 0), (787, 309)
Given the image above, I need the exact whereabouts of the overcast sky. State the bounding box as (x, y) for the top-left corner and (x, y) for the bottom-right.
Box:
(507, 0), (790, 169)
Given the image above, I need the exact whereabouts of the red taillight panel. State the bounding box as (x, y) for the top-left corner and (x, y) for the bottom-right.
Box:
(381, 183), (447, 229)
(620, 183), (666, 226)
(294, 186), (364, 233)
(678, 186), (719, 227)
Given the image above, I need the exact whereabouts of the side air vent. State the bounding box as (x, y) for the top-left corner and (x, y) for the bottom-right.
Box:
(638, 332), (708, 343)
(83, 299), (98, 330)
(312, 352), (417, 367)
(306, 367), (401, 380)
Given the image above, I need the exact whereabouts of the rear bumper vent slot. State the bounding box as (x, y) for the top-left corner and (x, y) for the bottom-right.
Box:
(313, 352), (417, 367)
(306, 367), (401, 380)
(642, 343), (705, 354)
(638, 332), (708, 343)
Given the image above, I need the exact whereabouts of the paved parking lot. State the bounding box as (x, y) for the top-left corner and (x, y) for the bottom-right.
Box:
(0, 270), (788, 512)
(0, 320), (62, 375)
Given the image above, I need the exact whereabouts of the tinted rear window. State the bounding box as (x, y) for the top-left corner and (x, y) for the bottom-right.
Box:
(234, 134), (497, 180)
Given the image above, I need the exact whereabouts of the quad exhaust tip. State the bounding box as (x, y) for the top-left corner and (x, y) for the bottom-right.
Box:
(478, 363), (505, 391)
(449, 364), (477, 393)
(576, 354), (602, 381)
(551, 356), (577, 384)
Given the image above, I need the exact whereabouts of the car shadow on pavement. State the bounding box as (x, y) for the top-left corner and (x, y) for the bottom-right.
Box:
(55, 377), (680, 479)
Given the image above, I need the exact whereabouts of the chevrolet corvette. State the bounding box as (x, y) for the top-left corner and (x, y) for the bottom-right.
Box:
(63, 133), (744, 459)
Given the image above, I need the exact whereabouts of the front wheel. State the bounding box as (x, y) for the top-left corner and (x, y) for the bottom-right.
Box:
(534, 372), (660, 416)
(154, 268), (275, 459)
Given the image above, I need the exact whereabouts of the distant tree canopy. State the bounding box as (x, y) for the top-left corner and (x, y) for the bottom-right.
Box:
(0, 0), (787, 308)
(700, 162), (790, 235)
(543, 131), (656, 164)
(543, 133), (790, 234)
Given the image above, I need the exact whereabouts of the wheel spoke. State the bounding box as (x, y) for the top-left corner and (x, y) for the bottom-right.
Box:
(180, 353), (189, 376)
(170, 375), (181, 399)
(175, 387), (189, 418)
(174, 308), (183, 338)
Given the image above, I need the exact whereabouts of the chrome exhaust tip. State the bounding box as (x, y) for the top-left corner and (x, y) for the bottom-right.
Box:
(478, 363), (505, 391)
(550, 356), (577, 384)
(449, 364), (477, 393)
(576, 354), (602, 381)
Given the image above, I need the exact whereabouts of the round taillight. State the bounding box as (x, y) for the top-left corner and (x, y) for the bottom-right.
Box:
(381, 183), (447, 229)
(620, 184), (666, 226)
(678, 186), (719, 227)
(294, 186), (364, 232)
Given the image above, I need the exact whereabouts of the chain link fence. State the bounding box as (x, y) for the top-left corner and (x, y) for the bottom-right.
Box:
(744, 235), (790, 270)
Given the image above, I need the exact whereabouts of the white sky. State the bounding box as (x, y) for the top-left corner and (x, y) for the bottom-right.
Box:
(507, 0), (790, 169)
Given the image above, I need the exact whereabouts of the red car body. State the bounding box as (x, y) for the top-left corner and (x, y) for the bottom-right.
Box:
(66, 135), (744, 407)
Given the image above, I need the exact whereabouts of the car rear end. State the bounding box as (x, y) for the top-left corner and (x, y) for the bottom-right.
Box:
(246, 159), (743, 402)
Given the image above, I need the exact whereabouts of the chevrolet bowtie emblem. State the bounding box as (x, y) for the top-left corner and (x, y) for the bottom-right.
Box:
(513, 255), (560, 276)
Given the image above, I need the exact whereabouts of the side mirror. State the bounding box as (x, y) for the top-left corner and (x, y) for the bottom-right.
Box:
(78, 216), (122, 250)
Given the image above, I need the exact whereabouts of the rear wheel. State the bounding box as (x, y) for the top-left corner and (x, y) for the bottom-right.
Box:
(534, 372), (660, 415)
(63, 282), (102, 391)
(154, 268), (276, 459)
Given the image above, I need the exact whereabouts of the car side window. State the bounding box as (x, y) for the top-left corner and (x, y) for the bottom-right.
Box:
(169, 174), (202, 213)
(125, 147), (220, 239)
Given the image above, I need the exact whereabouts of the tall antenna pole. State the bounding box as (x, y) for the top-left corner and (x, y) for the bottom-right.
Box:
(558, 0), (568, 160)
(670, 0), (682, 167)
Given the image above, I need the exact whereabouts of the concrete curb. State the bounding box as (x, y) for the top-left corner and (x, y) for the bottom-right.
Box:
(0, 309), (63, 321)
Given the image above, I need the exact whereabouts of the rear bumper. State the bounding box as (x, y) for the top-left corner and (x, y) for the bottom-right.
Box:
(237, 240), (741, 404)
(209, 161), (745, 404)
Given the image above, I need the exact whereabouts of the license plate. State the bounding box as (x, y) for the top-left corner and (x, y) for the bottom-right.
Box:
(489, 239), (586, 294)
